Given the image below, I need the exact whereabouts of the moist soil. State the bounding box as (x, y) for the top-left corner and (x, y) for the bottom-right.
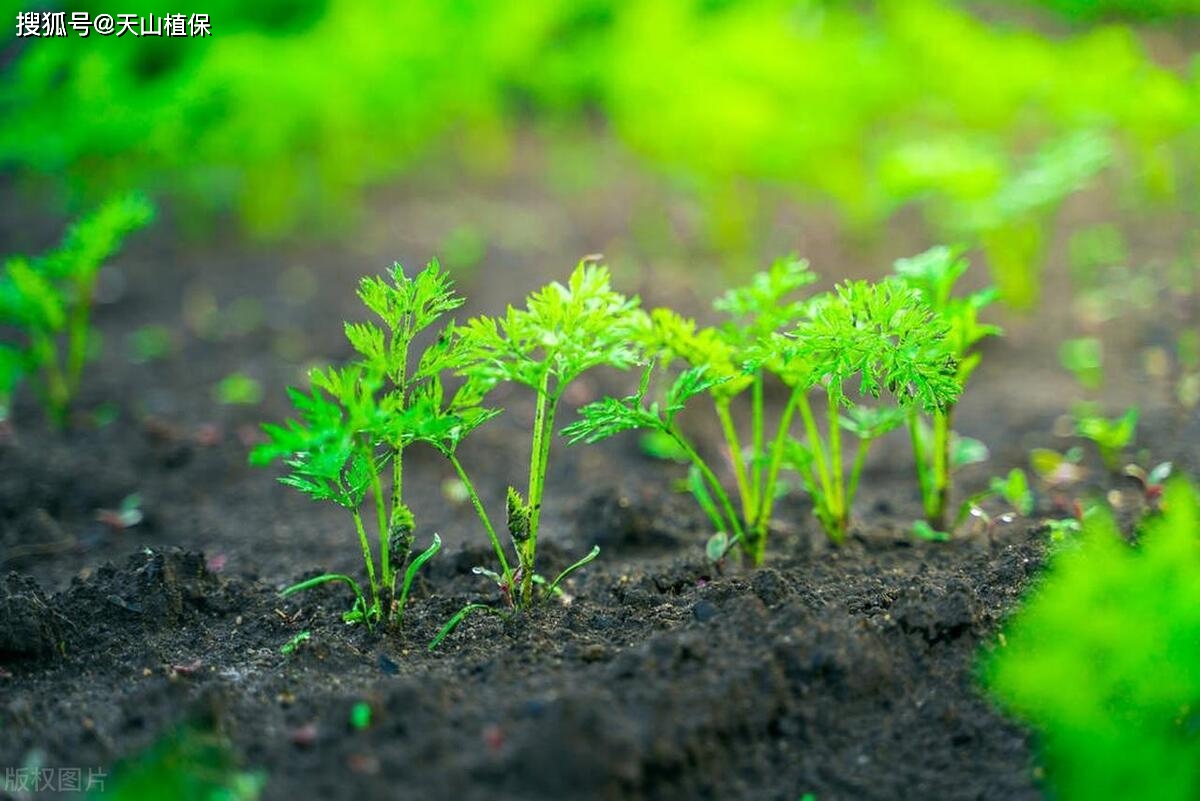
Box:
(0, 161), (1195, 801)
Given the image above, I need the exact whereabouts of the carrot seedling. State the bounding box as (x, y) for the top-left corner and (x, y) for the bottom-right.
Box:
(568, 257), (818, 563)
(0, 193), (154, 425)
(569, 259), (960, 559)
(893, 246), (1000, 532)
(781, 278), (960, 544)
(430, 261), (640, 646)
(1071, 403), (1138, 471)
(253, 261), (488, 629)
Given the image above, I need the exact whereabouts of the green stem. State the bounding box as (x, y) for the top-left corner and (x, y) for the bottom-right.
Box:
(369, 456), (393, 619)
(909, 410), (933, 518)
(32, 332), (68, 425)
(521, 376), (558, 605)
(751, 385), (802, 564)
(65, 273), (96, 397)
(845, 437), (871, 514)
(448, 452), (513, 585)
(715, 399), (755, 522)
(669, 429), (745, 543)
(796, 393), (834, 510)
(750, 373), (765, 513)
(931, 406), (953, 530)
(352, 509), (380, 616)
(826, 391), (847, 542)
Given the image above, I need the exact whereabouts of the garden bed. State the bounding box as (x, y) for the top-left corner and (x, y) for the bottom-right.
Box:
(0, 172), (1193, 800)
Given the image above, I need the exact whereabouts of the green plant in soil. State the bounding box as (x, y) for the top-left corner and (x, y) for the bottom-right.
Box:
(252, 261), (495, 629)
(450, 260), (641, 612)
(1071, 402), (1138, 471)
(781, 278), (961, 545)
(567, 257), (818, 564)
(893, 246), (1001, 532)
(568, 258), (961, 560)
(0, 193), (154, 425)
(983, 478), (1200, 801)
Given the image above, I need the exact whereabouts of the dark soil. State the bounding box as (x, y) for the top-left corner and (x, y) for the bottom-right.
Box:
(0, 153), (1195, 800)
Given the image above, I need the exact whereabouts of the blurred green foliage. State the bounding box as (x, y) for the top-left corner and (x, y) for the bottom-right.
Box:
(2, 1), (1196, 297)
(984, 479), (1200, 801)
(89, 723), (264, 801)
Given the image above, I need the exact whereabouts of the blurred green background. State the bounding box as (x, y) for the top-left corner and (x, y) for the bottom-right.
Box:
(1, 0), (1198, 305)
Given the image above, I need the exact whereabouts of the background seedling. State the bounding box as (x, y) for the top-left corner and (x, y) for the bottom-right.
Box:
(782, 278), (961, 545)
(1059, 337), (1104, 391)
(894, 246), (1000, 531)
(1071, 403), (1138, 471)
(569, 257), (819, 563)
(0, 193), (154, 425)
(571, 260), (961, 557)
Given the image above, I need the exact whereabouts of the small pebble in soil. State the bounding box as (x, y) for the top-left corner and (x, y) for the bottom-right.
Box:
(692, 600), (718, 623)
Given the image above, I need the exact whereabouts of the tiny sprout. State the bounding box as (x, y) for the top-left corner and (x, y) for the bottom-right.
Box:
(96, 493), (145, 530)
(1072, 403), (1138, 471)
(1125, 461), (1172, 506)
(1030, 447), (1086, 489)
(280, 630), (312, 656)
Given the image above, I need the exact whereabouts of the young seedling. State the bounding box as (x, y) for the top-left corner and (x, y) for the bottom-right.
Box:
(893, 246), (1000, 532)
(449, 261), (640, 614)
(0, 193), (154, 425)
(570, 261), (961, 558)
(252, 261), (482, 630)
(568, 257), (819, 564)
(1071, 402), (1138, 471)
(952, 467), (1033, 537)
(782, 278), (961, 544)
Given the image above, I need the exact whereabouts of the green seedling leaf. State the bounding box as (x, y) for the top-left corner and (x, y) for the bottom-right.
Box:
(429, 603), (503, 651)
(952, 434), (990, 468)
(396, 533), (441, 617)
(280, 630), (312, 656)
(1073, 403), (1138, 470)
(990, 468), (1034, 516)
(546, 545), (601, 597)
(706, 530), (729, 562)
(640, 429), (690, 462)
(912, 520), (950, 542)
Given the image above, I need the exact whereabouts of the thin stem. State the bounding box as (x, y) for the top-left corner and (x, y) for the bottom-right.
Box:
(521, 374), (558, 605)
(448, 452), (512, 583)
(369, 453), (393, 619)
(827, 391), (846, 538)
(750, 373), (765, 512)
(352, 509), (380, 615)
(715, 399), (755, 521)
(909, 410), (933, 518)
(796, 392), (834, 506)
(66, 273), (97, 396)
(845, 437), (871, 513)
(33, 332), (68, 425)
(931, 406), (954, 530)
(755, 385), (802, 536)
(669, 429), (745, 542)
